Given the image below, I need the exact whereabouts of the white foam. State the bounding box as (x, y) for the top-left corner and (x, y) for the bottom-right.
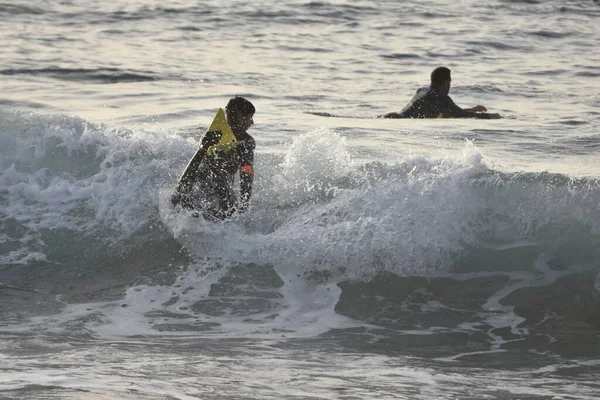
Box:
(0, 110), (195, 270)
(0, 250), (47, 265)
(20, 259), (360, 341)
(3, 114), (600, 341)
(163, 130), (500, 281)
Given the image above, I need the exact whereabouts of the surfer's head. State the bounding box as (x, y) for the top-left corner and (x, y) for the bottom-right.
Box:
(430, 67), (452, 94)
(226, 96), (255, 132)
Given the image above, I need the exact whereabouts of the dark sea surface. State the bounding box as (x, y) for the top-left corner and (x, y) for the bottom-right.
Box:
(1, 0), (600, 398)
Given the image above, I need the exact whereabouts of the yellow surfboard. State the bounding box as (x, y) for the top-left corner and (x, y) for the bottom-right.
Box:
(176, 108), (243, 187)
(205, 108), (244, 156)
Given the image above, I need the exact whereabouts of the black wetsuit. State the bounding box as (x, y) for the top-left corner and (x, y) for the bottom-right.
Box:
(382, 87), (498, 119)
(172, 129), (255, 220)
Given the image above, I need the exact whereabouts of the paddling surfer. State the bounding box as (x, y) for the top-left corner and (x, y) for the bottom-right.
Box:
(380, 67), (501, 119)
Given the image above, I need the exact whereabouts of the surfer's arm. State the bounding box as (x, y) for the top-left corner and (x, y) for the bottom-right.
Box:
(239, 166), (254, 212)
(238, 137), (255, 213)
(466, 105), (487, 112)
(443, 97), (501, 119)
(465, 105), (501, 118)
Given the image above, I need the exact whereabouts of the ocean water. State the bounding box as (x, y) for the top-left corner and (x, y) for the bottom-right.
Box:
(1, 0), (600, 398)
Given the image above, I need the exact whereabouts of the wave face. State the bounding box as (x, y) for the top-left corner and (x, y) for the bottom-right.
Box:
(1, 111), (599, 361)
(0, 110), (189, 300)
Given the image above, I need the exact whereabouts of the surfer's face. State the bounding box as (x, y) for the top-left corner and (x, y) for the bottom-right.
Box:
(228, 110), (254, 133)
(236, 113), (254, 131)
(442, 79), (451, 95)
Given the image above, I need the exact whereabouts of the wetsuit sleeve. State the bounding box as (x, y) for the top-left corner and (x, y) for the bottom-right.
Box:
(442, 96), (499, 119)
(439, 95), (475, 118)
(172, 130), (220, 207)
(238, 136), (255, 212)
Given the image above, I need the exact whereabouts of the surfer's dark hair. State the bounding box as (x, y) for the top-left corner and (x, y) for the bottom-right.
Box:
(431, 67), (451, 86)
(226, 96), (255, 115)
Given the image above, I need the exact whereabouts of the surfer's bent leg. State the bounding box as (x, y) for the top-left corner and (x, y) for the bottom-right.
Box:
(214, 182), (237, 219)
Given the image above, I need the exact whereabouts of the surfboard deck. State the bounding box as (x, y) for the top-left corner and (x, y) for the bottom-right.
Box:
(305, 111), (375, 119)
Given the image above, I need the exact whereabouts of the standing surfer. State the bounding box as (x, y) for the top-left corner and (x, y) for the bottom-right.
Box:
(171, 96), (256, 220)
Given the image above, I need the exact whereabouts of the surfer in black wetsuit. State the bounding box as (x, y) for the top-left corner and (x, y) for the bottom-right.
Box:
(171, 97), (256, 220)
(380, 67), (501, 119)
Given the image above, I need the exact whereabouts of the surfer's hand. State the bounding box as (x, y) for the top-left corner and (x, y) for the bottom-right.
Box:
(469, 105), (488, 112)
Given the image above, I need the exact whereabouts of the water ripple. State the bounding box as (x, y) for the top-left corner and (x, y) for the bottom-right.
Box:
(0, 67), (168, 84)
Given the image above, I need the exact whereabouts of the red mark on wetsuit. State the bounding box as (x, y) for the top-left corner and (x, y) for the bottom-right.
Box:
(241, 165), (254, 175)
